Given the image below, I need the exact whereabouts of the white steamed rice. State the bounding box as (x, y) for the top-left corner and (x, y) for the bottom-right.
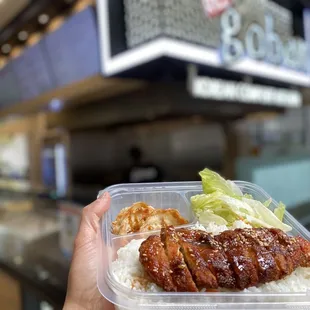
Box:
(111, 222), (310, 293)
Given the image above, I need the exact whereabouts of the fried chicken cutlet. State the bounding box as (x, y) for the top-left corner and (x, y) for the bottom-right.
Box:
(139, 226), (310, 291)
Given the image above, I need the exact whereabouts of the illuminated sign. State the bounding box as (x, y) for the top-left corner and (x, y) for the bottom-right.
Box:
(220, 7), (307, 72)
(191, 76), (302, 108)
(97, 0), (310, 86)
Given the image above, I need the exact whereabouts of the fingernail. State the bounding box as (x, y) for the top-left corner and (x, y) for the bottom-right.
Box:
(98, 192), (108, 200)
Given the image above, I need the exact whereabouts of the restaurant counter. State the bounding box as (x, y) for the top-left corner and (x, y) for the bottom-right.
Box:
(0, 233), (68, 310)
(0, 194), (70, 310)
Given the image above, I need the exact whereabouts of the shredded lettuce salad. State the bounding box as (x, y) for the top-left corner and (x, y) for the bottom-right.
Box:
(191, 169), (291, 232)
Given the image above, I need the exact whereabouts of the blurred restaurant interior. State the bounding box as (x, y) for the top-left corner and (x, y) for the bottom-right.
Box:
(1, 0), (310, 309)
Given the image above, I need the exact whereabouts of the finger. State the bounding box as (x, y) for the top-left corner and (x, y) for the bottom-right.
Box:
(91, 191), (111, 219)
(76, 192), (111, 244)
(83, 191), (111, 222)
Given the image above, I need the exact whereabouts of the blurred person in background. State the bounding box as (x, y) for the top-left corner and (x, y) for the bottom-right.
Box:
(125, 145), (163, 183)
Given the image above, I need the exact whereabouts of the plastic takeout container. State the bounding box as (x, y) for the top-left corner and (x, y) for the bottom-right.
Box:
(97, 181), (310, 310)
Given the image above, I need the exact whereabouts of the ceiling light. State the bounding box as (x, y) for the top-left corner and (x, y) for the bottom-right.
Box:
(18, 31), (28, 41)
(38, 14), (50, 25)
(49, 98), (65, 112)
(1, 44), (11, 54)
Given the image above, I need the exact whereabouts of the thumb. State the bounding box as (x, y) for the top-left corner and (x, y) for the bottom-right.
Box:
(76, 192), (111, 245)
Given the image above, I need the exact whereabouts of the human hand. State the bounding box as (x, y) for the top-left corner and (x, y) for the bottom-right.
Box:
(63, 192), (115, 310)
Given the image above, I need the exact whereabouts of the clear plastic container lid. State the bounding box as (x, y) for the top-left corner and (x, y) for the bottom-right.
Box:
(97, 181), (310, 310)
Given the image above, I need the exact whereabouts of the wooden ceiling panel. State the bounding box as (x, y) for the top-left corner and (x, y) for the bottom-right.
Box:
(0, 75), (147, 118)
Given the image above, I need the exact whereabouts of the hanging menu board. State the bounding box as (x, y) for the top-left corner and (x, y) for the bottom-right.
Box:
(43, 7), (100, 87)
(12, 43), (55, 101)
(0, 64), (21, 107)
